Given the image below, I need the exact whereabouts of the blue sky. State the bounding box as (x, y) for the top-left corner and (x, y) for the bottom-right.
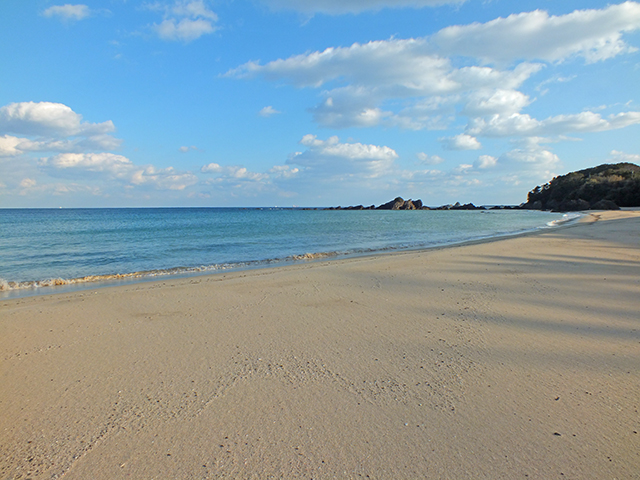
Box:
(1, 0), (639, 207)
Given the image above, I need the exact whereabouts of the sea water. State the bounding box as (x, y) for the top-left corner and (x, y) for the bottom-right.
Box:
(0, 208), (573, 298)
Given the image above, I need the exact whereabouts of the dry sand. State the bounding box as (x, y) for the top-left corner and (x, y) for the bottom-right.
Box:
(1, 211), (639, 479)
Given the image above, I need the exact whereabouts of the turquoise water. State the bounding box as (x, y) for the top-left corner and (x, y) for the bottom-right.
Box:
(0, 208), (569, 297)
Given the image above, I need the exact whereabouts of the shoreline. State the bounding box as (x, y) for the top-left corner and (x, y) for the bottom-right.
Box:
(1, 210), (580, 300)
(1, 210), (639, 479)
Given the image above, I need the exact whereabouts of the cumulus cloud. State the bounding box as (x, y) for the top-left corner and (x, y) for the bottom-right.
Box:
(0, 102), (114, 137)
(432, 2), (640, 64)
(260, 0), (465, 15)
(150, 0), (218, 42)
(440, 133), (482, 150)
(269, 165), (300, 179)
(226, 39), (450, 91)
(462, 89), (531, 116)
(1, 101), (201, 197)
(201, 162), (269, 181)
(40, 153), (133, 178)
(0, 136), (23, 157)
(19, 178), (37, 188)
(467, 111), (640, 137)
(131, 166), (199, 190)
(417, 153), (445, 165)
(500, 144), (560, 172)
(0, 102), (123, 160)
(474, 155), (497, 169)
(43, 4), (90, 21)
(288, 135), (397, 179)
(228, 3), (640, 138)
(259, 106), (281, 117)
(38, 152), (199, 191)
(228, 39), (543, 130)
(609, 149), (640, 163)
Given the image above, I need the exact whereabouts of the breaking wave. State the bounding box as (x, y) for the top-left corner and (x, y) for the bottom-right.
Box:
(546, 213), (582, 227)
(0, 251), (342, 292)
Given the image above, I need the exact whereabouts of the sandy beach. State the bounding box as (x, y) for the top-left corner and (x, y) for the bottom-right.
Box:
(1, 211), (639, 479)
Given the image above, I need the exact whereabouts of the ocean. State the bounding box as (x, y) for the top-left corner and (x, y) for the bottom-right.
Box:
(0, 207), (572, 298)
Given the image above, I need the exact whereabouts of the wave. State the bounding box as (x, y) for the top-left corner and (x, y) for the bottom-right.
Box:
(545, 213), (582, 227)
(0, 251), (343, 292)
(1, 213), (570, 294)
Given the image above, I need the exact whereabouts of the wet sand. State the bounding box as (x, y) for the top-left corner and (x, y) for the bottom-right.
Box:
(1, 211), (639, 479)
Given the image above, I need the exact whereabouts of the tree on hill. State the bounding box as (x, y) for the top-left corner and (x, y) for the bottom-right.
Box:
(525, 163), (640, 211)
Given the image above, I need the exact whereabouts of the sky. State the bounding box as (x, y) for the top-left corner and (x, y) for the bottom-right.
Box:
(1, 0), (639, 207)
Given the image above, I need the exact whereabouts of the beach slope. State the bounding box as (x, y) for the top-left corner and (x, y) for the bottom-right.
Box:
(1, 211), (639, 479)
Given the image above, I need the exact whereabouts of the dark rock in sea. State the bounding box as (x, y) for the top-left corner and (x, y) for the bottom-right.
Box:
(490, 205), (521, 210)
(453, 202), (485, 210)
(327, 197), (482, 211)
(376, 197), (406, 210)
(435, 202), (485, 210)
(374, 197), (426, 210)
(590, 199), (620, 210)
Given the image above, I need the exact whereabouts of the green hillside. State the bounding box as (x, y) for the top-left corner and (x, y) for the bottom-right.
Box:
(525, 163), (640, 211)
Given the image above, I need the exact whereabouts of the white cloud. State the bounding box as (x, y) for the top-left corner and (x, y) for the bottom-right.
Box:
(227, 39), (454, 91)
(259, 106), (281, 117)
(228, 39), (544, 130)
(260, 0), (465, 15)
(201, 163), (268, 181)
(43, 4), (90, 21)
(19, 178), (37, 188)
(0, 135), (23, 157)
(432, 2), (640, 64)
(462, 89), (531, 116)
(535, 74), (576, 94)
(474, 155), (497, 169)
(417, 153), (445, 165)
(609, 149), (640, 163)
(228, 3), (640, 139)
(151, 0), (218, 42)
(155, 18), (215, 41)
(0, 102), (114, 137)
(288, 135), (397, 179)
(40, 153), (133, 177)
(0, 102), (122, 160)
(131, 166), (199, 190)
(467, 111), (640, 137)
(500, 146), (560, 170)
(269, 165), (300, 179)
(452, 163), (474, 174)
(37, 153), (199, 191)
(440, 133), (482, 150)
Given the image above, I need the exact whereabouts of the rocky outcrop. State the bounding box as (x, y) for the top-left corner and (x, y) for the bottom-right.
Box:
(434, 202), (485, 211)
(375, 197), (427, 210)
(327, 197), (492, 211)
